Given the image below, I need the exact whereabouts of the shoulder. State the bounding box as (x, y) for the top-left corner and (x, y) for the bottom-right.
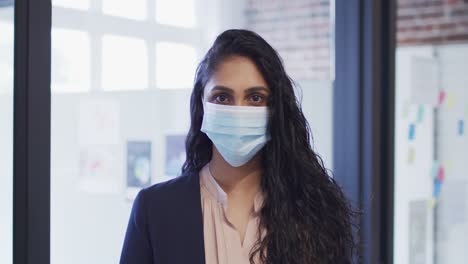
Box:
(132, 171), (203, 238)
(143, 172), (198, 196)
(137, 171), (200, 210)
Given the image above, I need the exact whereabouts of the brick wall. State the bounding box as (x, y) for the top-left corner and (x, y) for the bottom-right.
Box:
(245, 0), (468, 81)
(245, 0), (331, 81)
(398, 0), (468, 45)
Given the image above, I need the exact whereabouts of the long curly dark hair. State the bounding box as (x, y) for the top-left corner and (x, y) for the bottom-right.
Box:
(182, 29), (357, 263)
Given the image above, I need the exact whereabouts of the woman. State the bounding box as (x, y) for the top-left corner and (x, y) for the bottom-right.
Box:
(120, 29), (356, 264)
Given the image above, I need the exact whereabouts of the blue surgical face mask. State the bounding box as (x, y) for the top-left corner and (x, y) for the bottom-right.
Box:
(201, 102), (270, 167)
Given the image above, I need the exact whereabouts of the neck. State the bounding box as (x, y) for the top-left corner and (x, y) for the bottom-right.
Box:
(208, 147), (262, 196)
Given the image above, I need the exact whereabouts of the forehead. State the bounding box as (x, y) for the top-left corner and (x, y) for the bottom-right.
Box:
(204, 56), (269, 93)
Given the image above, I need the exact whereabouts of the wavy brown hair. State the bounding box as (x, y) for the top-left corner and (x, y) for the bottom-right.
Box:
(182, 29), (357, 263)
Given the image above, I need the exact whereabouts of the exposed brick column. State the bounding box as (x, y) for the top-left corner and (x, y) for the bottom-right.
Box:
(245, 0), (331, 81)
(397, 0), (468, 45)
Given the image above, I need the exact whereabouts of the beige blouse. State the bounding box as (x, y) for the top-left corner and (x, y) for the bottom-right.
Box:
(199, 164), (264, 264)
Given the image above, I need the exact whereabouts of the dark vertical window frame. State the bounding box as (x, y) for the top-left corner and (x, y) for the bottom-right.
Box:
(334, 0), (396, 263)
(13, 0), (51, 263)
(376, 1), (396, 263)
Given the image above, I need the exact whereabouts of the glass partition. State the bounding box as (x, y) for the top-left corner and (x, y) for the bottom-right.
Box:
(0, 2), (15, 263)
(393, 1), (468, 263)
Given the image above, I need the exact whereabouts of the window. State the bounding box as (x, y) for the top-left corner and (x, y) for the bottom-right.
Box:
(102, 35), (148, 91)
(50, 1), (215, 262)
(102, 0), (146, 20)
(52, 0), (89, 10)
(393, 1), (468, 263)
(155, 0), (196, 28)
(51, 29), (91, 93)
(156, 42), (197, 89)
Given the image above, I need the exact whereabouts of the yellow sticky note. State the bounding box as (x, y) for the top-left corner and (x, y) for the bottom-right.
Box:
(408, 147), (415, 164)
(445, 160), (453, 175)
(447, 93), (455, 109)
(429, 198), (437, 209)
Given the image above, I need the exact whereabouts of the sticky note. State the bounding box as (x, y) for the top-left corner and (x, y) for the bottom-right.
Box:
(447, 92), (455, 109)
(429, 197), (437, 209)
(459, 119), (464, 136)
(408, 147), (415, 164)
(445, 160), (453, 175)
(438, 90), (446, 105)
(437, 166), (445, 182)
(417, 105), (424, 123)
(409, 123), (416, 141)
(433, 179), (442, 198)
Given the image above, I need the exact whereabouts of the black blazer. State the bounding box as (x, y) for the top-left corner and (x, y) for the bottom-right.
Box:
(120, 171), (206, 264)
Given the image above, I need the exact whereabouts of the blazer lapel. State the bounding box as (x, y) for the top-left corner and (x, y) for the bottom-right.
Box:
(175, 171), (205, 264)
(150, 171), (205, 264)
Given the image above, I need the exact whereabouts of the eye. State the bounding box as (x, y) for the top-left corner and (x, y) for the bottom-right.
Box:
(251, 94), (263, 102)
(213, 94), (230, 104)
(248, 93), (266, 105)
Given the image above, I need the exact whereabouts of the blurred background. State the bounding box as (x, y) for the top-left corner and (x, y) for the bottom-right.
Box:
(1, 0), (467, 263)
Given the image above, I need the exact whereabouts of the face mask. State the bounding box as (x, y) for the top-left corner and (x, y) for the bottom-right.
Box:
(201, 102), (270, 167)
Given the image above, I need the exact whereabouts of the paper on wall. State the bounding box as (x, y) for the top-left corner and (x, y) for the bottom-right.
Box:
(410, 57), (439, 106)
(126, 140), (152, 189)
(78, 99), (121, 146)
(126, 141), (152, 200)
(164, 134), (186, 178)
(79, 145), (120, 193)
(409, 200), (428, 264)
(438, 180), (467, 228)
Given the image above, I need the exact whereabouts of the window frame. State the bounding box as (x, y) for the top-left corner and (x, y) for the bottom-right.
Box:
(13, 0), (51, 263)
(333, 0), (396, 263)
(51, 0), (203, 93)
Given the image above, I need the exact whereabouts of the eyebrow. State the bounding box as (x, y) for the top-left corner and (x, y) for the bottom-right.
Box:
(211, 85), (270, 94)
